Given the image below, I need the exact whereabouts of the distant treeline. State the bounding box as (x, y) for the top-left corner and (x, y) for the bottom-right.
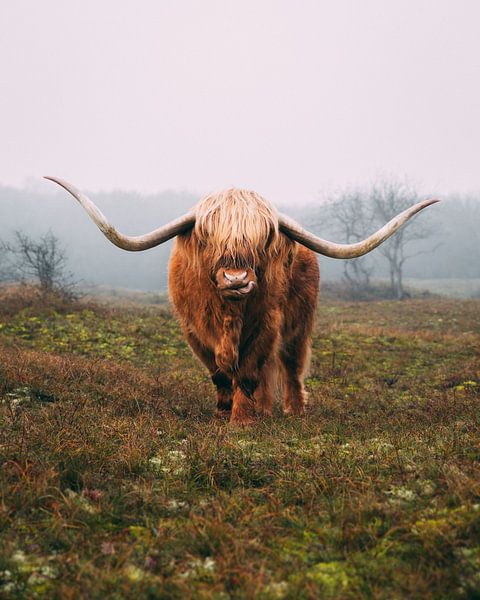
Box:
(0, 183), (478, 292)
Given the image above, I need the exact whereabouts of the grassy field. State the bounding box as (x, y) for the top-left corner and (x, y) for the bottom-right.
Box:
(0, 288), (479, 599)
(403, 279), (480, 300)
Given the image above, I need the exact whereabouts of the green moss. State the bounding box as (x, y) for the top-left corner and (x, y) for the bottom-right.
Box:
(306, 561), (351, 589)
(0, 297), (479, 597)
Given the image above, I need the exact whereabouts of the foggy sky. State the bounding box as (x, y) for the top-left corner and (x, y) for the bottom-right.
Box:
(1, 0), (479, 205)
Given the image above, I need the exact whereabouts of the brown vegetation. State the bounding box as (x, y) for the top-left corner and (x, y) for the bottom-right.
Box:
(0, 289), (478, 597)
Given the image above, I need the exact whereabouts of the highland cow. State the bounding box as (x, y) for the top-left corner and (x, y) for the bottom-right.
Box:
(45, 177), (437, 425)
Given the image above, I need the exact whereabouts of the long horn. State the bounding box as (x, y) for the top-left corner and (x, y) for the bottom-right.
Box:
(278, 198), (439, 258)
(44, 177), (196, 251)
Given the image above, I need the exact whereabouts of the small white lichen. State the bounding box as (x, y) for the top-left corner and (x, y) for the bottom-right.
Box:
(263, 581), (289, 598)
(166, 499), (188, 511)
(179, 556), (216, 579)
(150, 448), (187, 475)
(385, 486), (417, 503)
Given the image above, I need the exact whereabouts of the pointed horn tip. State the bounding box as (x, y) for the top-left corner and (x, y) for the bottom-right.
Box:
(44, 175), (62, 185)
(412, 198), (440, 212)
(43, 176), (77, 193)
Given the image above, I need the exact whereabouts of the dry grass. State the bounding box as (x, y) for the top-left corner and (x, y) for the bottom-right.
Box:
(0, 291), (479, 598)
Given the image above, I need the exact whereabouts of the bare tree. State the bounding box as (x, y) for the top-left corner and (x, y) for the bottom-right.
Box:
(321, 179), (438, 299)
(369, 179), (435, 299)
(12, 231), (77, 298)
(325, 189), (374, 298)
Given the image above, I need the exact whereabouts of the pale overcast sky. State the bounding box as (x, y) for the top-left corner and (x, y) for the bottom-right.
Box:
(1, 0), (479, 204)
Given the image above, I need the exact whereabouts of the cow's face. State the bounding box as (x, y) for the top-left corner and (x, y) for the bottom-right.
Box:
(193, 188), (282, 299)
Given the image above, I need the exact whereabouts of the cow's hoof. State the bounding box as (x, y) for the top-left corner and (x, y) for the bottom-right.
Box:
(256, 407), (273, 418)
(214, 409), (231, 420)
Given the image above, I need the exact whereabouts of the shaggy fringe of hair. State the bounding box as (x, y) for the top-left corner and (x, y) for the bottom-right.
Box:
(194, 188), (284, 267)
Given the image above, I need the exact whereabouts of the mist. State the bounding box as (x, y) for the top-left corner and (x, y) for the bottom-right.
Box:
(1, 1), (479, 295)
(1, 1), (480, 204)
(0, 183), (478, 297)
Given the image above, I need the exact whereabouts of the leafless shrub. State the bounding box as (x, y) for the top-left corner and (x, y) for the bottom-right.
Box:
(10, 231), (79, 300)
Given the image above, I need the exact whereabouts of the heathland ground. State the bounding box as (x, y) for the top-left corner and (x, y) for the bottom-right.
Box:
(0, 288), (479, 598)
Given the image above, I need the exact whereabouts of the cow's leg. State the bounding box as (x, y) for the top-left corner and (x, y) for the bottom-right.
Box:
(255, 357), (277, 417)
(281, 246), (319, 416)
(231, 379), (257, 426)
(231, 310), (281, 425)
(280, 333), (311, 416)
(185, 331), (233, 416)
(211, 370), (233, 417)
(214, 316), (241, 375)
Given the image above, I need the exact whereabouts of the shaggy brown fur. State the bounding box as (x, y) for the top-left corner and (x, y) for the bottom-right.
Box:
(169, 188), (319, 425)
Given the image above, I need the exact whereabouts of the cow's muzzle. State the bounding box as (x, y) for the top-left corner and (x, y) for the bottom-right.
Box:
(215, 268), (257, 299)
